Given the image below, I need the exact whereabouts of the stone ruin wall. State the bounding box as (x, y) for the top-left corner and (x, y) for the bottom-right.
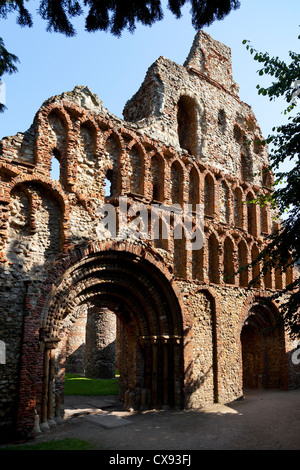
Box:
(0, 31), (299, 438)
(124, 31), (267, 181)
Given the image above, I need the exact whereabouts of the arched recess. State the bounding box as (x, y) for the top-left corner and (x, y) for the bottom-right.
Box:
(177, 95), (199, 156)
(8, 175), (70, 251)
(208, 232), (219, 284)
(16, 243), (184, 437)
(191, 226), (204, 281)
(246, 191), (257, 237)
(240, 299), (287, 391)
(79, 121), (97, 164)
(204, 173), (215, 217)
(48, 110), (68, 183)
(234, 186), (244, 229)
(6, 180), (65, 266)
(75, 120), (98, 188)
(260, 204), (269, 235)
(127, 143), (144, 195)
(219, 180), (231, 224)
(103, 132), (122, 197)
(241, 153), (252, 183)
(251, 243), (261, 288)
(152, 211), (169, 251)
(151, 153), (164, 201)
(240, 137), (253, 184)
(219, 180), (230, 224)
(223, 236), (235, 285)
(36, 106), (72, 185)
(263, 254), (273, 289)
(238, 239), (249, 287)
(173, 220), (187, 279)
(188, 165), (200, 212)
(170, 160), (184, 206)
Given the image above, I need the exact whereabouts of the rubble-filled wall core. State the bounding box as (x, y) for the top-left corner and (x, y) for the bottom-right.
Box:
(0, 31), (299, 442)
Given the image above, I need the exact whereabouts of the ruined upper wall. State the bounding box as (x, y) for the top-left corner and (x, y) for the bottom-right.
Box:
(184, 30), (239, 94)
(0, 33), (278, 259)
(123, 31), (269, 183)
(1, 32), (270, 187)
(0, 32), (278, 271)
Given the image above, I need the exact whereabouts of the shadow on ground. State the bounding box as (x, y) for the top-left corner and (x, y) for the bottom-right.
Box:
(9, 389), (300, 450)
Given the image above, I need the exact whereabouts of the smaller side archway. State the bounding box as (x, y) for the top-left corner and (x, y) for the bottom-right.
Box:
(240, 299), (288, 391)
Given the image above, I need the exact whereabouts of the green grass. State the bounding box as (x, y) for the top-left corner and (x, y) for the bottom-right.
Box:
(64, 373), (119, 396)
(2, 438), (95, 450)
(1, 373), (119, 450)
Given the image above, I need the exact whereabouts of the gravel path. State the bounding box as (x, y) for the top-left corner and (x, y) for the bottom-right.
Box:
(33, 388), (300, 451)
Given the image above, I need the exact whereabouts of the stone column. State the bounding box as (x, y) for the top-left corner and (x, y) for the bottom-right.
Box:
(162, 337), (169, 407)
(139, 336), (152, 409)
(47, 348), (57, 427)
(151, 336), (158, 408)
(40, 348), (50, 433)
(85, 307), (117, 378)
(40, 339), (60, 432)
(173, 337), (183, 409)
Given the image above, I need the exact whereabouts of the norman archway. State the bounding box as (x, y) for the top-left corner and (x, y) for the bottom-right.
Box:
(16, 241), (185, 437)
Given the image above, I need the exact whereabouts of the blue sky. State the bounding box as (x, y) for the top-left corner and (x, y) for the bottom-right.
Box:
(0, 0), (299, 143)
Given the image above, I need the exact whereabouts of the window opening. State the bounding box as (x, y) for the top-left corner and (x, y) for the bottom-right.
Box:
(50, 149), (61, 181)
(105, 169), (113, 197)
(177, 96), (198, 156)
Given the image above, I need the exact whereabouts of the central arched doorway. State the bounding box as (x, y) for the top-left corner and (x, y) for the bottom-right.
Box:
(37, 246), (184, 430)
(241, 301), (287, 391)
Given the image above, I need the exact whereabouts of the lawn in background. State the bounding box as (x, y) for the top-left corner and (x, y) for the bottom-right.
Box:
(64, 372), (119, 396)
(2, 372), (120, 450)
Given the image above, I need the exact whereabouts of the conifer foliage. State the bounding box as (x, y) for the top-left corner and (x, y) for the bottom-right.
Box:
(243, 35), (300, 337)
(0, 0), (241, 111)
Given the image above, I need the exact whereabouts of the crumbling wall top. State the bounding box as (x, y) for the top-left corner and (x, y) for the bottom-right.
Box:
(184, 31), (239, 95)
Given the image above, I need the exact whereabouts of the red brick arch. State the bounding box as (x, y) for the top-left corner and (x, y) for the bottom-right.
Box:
(239, 292), (281, 330)
(35, 104), (73, 170)
(3, 176), (71, 255)
(237, 293), (288, 391)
